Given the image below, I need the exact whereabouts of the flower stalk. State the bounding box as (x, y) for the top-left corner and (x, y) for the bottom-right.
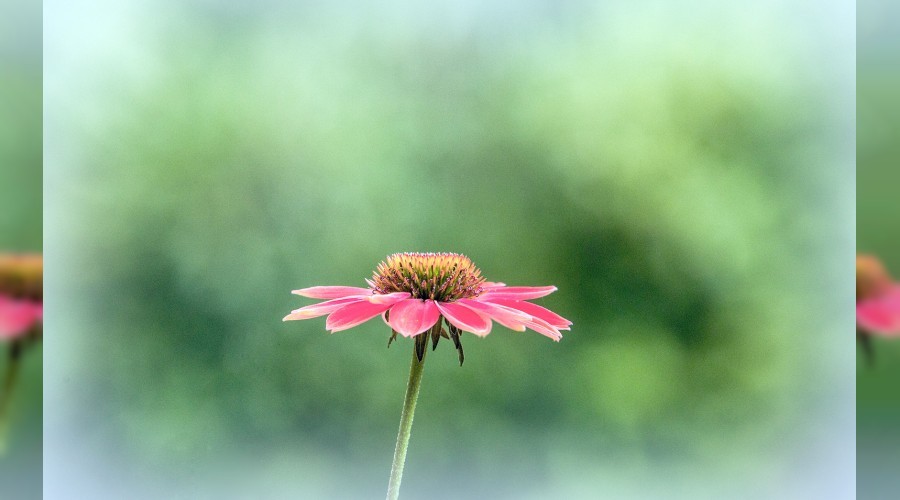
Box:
(283, 252), (571, 498)
(386, 333), (430, 500)
(0, 342), (23, 454)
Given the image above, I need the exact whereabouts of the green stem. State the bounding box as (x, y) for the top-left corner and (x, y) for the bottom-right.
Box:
(0, 343), (22, 454)
(386, 342), (428, 500)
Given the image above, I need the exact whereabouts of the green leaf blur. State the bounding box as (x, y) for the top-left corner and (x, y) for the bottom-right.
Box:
(45, 1), (850, 498)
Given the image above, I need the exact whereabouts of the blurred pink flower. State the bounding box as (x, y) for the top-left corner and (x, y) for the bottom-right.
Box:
(856, 255), (900, 337)
(0, 295), (43, 341)
(284, 253), (571, 363)
(857, 289), (900, 336)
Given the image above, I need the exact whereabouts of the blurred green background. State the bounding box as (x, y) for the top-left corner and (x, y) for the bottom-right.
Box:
(0, 0), (42, 497)
(45, 0), (853, 498)
(858, 0), (900, 497)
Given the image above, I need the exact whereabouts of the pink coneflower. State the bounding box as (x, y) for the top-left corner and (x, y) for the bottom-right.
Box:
(0, 254), (43, 342)
(856, 254), (900, 337)
(284, 252), (571, 363)
(0, 295), (43, 341)
(0, 253), (42, 453)
(283, 252), (570, 500)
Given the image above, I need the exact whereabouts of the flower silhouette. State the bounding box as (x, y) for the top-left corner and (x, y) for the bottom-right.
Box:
(284, 252), (571, 363)
(0, 295), (42, 341)
(0, 254), (43, 342)
(856, 254), (900, 337)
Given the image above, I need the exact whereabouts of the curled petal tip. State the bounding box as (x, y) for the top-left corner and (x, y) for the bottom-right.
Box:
(484, 298), (571, 330)
(283, 311), (316, 321)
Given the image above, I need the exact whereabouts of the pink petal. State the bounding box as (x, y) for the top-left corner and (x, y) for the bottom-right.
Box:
(479, 286), (558, 301)
(326, 300), (396, 332)
(465, 297), (563, 341)
(482, 298), (572, 329)
(436, 301), (492, 336)
(524, 317), (563, 341)
(377, 293), (418, 327)
(283, 297), (364, 321)
(368, 292), (413, 304)
(482, 282), (507, 289)
(292, 286), (372, 299)
(0, 296), (43, 340)
(457, 298), (531, 332)
(387, 299), (440, 337)
(858, 294), (900, 336)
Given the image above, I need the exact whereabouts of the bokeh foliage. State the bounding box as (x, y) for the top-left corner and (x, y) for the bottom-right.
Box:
(47, 1), (849, 498)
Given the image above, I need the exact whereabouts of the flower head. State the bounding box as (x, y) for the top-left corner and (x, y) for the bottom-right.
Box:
(0, 295), (43, 341)
(856, 254), (900, 337)
(284, 252), (571, 364)
(0, 253), (43, 342)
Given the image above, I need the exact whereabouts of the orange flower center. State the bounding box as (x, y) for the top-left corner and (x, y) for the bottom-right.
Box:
(371, 252), (485, 301)
(0, 254), (43, 300)
(857, 254), (892, 301)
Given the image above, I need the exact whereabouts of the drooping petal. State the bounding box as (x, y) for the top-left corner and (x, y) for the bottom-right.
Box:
(388, 299), (440, 337)
(858, 290), (900, 336)
(292, 286), (372, 299)
(283, 297), (364, 322)
(325, 299), (397, 332)
(523, 316), (563, 341)
(479, 286), (557, 301)
(0, 296), (42, 339)
(483, 298), (572, 329)
(436, 301), (492, 336)
(481, 282), (507, 289)
(457, 298), (531, 332)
